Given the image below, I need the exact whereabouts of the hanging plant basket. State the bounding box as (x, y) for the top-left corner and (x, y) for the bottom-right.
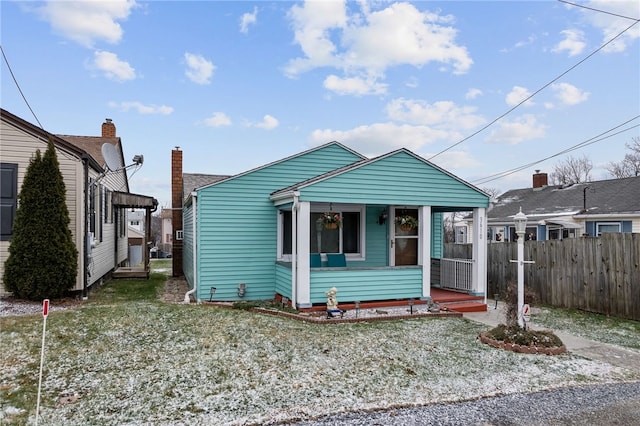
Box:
(322, 212), (342, 229)
(395, 215), (418, 231)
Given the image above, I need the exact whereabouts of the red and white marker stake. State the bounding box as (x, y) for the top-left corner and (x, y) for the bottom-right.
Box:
(35, 299), (49, 426)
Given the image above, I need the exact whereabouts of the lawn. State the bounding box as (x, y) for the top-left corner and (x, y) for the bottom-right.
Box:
(1, 268), (638, 425)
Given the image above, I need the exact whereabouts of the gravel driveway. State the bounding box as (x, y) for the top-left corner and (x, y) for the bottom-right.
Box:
(288, 381), (640, 425)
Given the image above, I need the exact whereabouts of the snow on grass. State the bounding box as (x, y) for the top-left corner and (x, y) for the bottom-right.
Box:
(532, 306), (640, 350)
(2, 299), (638, 426)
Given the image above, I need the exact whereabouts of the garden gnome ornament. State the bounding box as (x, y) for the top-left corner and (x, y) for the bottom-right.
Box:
(325, 287), (338, 311)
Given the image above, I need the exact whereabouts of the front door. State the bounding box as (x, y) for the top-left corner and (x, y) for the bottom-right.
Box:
(391, 207), (419, 266)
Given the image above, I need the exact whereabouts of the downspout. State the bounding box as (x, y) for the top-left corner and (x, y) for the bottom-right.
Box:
(184, 193), (198, 303)
(291, 191), (300, 308)
(82, 158), (89, 300)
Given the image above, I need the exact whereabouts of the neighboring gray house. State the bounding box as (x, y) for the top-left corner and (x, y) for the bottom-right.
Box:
(478, 172), (640, 242)
(0, 108), (157, 295)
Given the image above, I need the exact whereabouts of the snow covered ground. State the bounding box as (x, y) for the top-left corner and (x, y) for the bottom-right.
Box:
(2, 298), (638, 425)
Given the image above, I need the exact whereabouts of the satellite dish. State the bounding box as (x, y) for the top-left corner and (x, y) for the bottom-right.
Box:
(101, 143), (121, 171)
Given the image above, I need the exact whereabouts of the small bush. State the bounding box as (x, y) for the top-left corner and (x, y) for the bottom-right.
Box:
(487, 324), (563, 348)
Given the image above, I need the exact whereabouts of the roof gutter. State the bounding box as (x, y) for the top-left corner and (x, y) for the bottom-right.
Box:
(574, 213), (639, 218)
(184, 192), (198, 303)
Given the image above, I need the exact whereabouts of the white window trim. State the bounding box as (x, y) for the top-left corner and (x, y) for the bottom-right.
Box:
(596, 221), (621, 236)
(175, 230), (184, 240)
(276, 204), (366, 261)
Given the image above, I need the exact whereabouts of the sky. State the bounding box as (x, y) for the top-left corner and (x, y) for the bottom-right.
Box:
(2, 0), (639, 209)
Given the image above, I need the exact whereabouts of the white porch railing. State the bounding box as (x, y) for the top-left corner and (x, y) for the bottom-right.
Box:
(440, 258), (473, 291)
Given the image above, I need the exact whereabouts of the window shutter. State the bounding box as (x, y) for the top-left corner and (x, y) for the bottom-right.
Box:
(0, 163), (18, 241)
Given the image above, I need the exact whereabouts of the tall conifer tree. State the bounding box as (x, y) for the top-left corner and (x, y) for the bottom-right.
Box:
(4, 138), (78, 299)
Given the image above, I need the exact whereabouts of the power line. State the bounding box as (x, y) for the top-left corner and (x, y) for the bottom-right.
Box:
(0, 45), (44, 130)
(428, 9), (640, 161)
(559, 0), (640, 21)
(472, 116), (640, 186)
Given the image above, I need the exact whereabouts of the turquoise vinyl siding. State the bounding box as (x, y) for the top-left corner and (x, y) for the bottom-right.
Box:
(195, 145), (362, 301)
(300, 151), (489, 208)
(183, 204), (194, 288)
(431, 212), (443, 258)
(310, 267), (422, 303)
(360, 206), (389, 266)
(275, 263), (292, 298)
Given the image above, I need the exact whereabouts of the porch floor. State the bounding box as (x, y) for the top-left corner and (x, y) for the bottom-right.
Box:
(298, 287), (487, 313)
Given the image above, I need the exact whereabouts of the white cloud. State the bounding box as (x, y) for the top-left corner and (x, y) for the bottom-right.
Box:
(240, 7), (258, 34)
(581, 1), (640, 53)
(203, 112), (232, 127)
(184, 53), (215, 85)
(109, 101), (173, 115)
(505, 86), (534, 107)
(246, 115), (279, 130)
(386, 98), (485, 130)
(485, 114), (547, 145)
(427, 150), (481, 172)
(551, 82), (590, 106)
(309, 122), (449, 156)
(552, 29), (586, 57)
(90, 51), (136, 81)
(323, 75), (387, 96)
(285, 1), (472, 85)
(465, 88), (483, 100)
(36, 0), (136, 48)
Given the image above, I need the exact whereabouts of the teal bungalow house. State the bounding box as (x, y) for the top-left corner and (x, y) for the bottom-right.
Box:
(179, 142), (489, 309)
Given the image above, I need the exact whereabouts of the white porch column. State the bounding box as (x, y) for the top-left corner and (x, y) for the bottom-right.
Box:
(420, 206), (431, 299)
(295, 201), (312, 308)
(471, 207), (487, 299)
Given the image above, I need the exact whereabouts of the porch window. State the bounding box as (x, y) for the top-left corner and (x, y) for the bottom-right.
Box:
(280, 209), (362, 256)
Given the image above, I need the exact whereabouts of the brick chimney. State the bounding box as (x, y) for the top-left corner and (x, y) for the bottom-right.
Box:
(171, 148), (183, 277)
(533, 170), (548, 188)
(102, 118), (116, 137)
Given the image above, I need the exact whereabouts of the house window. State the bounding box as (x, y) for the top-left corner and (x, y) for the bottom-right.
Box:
(1, 163), (18, 241)
(280, 208), (363, 257)
(596, 222), (621, 236)
(175, 230), (183, 241)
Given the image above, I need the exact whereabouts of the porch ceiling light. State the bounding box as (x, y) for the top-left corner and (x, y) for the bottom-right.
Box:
(514, 207), (527, 237)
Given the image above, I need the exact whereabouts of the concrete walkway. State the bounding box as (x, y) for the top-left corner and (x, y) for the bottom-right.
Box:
(463, 302), (640, 371)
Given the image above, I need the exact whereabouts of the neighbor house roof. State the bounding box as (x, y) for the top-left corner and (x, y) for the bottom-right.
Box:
(487, 176), (640, 223)
(183, 173), (231, 197)
(57, 135), (122, 170)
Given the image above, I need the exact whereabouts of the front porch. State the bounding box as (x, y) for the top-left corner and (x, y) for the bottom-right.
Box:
(279, 287), (486, 313)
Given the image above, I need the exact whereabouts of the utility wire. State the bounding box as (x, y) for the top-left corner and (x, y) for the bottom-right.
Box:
(559, 0), (640, 21)
(1, 44), (44, 130)
(472, 116), (640, 185)
(428, 10), (640, 161)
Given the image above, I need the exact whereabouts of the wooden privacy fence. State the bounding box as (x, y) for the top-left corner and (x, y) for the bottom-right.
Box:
(444, 233), (640, 321)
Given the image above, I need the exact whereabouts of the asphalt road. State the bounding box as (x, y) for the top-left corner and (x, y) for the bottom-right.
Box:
(287, 381), (640, 425)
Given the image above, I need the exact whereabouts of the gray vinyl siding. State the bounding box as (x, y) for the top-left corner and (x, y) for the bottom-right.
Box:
(195, 145), (362, 301)
(0, 118), (84, 294)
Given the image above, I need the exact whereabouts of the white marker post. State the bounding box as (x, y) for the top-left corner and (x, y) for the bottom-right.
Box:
(35, 299), (49, 426)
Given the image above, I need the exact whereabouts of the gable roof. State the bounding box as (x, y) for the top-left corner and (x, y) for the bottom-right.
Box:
(488, 176), (640, 222)
(194, 141), (366, 193)
(271, 148), (489, 203)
